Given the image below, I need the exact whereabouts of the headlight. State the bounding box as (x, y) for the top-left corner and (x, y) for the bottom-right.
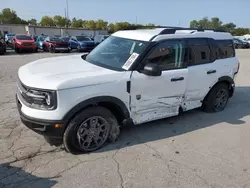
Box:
(23, 89), (57, 110)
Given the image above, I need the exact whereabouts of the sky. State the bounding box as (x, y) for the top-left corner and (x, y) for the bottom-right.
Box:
(1, 0), (250, 27)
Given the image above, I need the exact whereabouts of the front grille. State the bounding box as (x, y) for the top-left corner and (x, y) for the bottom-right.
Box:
(56, 44), (68, 47)
(17, 79), (32, 105)
(85, 43), (95, 47)
(22, 43), (32, 46)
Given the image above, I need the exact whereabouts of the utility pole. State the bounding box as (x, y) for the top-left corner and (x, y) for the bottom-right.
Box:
(66, 0), (69, 20)
(64, 8), (67, 27)
(136, 16), (138, 25)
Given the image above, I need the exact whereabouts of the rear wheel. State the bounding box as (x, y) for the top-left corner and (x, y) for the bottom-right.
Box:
(63, 106), (119, 154)
(202, 83), (229, 113)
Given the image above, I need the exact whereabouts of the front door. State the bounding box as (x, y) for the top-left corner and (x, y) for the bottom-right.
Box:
(130, 39), (188, 124)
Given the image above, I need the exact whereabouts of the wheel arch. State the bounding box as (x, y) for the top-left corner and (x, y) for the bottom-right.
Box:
(62, 96), (131, 126)
(204, 76), (235, 103)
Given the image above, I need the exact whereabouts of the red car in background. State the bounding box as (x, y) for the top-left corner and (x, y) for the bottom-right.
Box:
(12, 34), (37, 53)
(43, 36), (70, 53)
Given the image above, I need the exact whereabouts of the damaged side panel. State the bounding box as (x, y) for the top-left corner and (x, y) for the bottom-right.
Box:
(131, 95), (183, 124)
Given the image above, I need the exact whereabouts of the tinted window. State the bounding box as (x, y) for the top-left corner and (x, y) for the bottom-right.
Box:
(146, 40), (186, 70)
(16, 35), (33, 40)
(50, 37), (63, 42)
(76, 36), (91, 41)
(215, 40), (235, 58)
(187, 38), (211, 66)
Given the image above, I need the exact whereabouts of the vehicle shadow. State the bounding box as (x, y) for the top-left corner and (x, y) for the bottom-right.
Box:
(0, 163), (57, 188)
(97, 86), (250, 153)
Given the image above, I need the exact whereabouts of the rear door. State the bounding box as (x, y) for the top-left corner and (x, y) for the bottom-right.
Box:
(184, 38), (218, 111)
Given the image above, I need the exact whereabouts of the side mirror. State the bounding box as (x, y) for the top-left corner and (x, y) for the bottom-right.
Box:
(140, 63), (162, 76)
(81, 53), (89, 60)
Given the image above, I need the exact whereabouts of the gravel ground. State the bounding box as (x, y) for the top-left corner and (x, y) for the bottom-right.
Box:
(0, 50), (250, 188)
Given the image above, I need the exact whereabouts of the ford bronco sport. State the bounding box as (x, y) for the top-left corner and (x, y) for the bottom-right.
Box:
(16, 27), (239, 154)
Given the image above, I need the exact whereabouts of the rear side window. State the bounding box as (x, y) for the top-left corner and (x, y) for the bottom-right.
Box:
(187, 38), (211, 66)
(208, 39), (235, 59)
(216, 40), (235, 58)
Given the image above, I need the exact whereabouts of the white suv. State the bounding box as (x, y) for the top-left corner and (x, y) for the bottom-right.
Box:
(16, 27), (239, 153)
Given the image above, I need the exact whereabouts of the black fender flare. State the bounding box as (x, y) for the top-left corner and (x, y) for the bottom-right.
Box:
(62, 96), (130, 124)
(218, 76), (235, 85)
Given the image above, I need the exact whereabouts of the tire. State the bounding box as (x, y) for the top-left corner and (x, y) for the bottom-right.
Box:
(15, 47), (20, 53)
(0, 48), (4, 55)
(77, 45), (81, 52)
(42, 45), (47, 52)
(49, 46), (55, 53)
(202, 83), (230, 113)
(63, 106), (119, 154)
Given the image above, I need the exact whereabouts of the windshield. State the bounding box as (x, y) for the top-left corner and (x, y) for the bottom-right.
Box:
(39, 36), (47, 41)
(61, 37), (70, 42)
(16, 35), (33, 40)
(86, 36), (149, 71)
(50, 37), (63, 42)
(76, 36), (91, 41)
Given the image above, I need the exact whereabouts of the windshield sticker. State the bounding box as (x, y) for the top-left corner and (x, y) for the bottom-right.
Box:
(122, 53), (139, 70)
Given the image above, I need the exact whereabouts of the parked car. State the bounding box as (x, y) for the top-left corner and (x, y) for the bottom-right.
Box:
(94, 35), (110, 45)
(16, 27), (239, 154)
(69, 36), (96, 52)
(233, 38), (249, 49)
(12, 34), (37, 53)
(0, 37), (6, 55)
(43, 36), (70, 53)
(60, 36), (70, 42)
(31, 35), (38, 41)
(5, 33), (15, 48)
(35, 35), (48, 50)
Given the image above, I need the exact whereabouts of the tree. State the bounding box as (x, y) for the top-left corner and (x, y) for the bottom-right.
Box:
(40, 16), (55, 26)
(95, 19), (108, 30)
(53, 15), (70, 27)
(27, 18), (37, 26)
(86, 20), (96, 29)
(0, 8), (27, 24)
(189, 17), (250, 36)
(71, 17), (83, 28)
(232, 28), (250, 36)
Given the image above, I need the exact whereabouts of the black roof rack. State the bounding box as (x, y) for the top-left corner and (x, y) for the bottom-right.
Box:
(135, 25), (226, 34)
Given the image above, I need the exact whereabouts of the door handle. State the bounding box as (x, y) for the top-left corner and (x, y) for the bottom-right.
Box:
(171, 77), (184, 82)
(207, 70), (216, 74)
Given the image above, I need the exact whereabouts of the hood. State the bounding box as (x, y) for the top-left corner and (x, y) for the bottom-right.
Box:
(79, 41), (95, 45)
(17, 39), (34, 43)
(50, 41), (68, 45)
(18, 54), (125, 90)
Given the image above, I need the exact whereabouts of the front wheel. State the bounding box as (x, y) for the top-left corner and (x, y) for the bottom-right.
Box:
(63, 106), (119, 154)
(0, 48), (4, 55)
(49, 46), (55, 53)
(202, 83), (230, 113)
(15, 47), (20, 53)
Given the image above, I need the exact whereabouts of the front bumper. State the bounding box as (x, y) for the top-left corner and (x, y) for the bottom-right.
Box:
(16, 95), (64, 145)
(78, 46), (95, 52)
(54, 47), (70, 51)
